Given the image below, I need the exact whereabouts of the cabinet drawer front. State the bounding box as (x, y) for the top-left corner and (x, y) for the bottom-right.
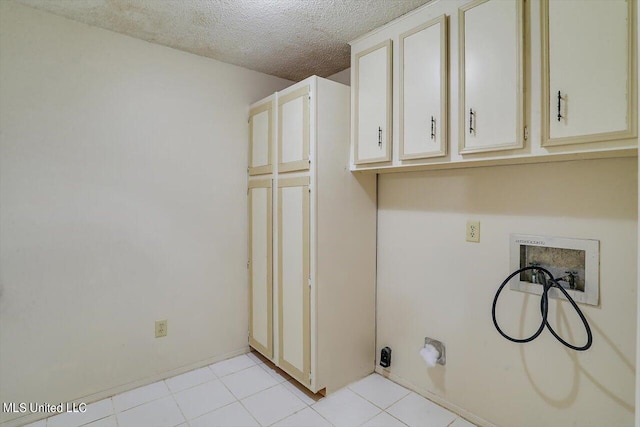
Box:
(278, 177), (311, 384)
(543, 0), (636, 145)
(459, 0), (524, 154)
(278, 86), (310, 173)
(400, 15), (448, 160)
(354, 40), (392, 164)
(248, 180), (273, 358)
(249, 102), (273, 175)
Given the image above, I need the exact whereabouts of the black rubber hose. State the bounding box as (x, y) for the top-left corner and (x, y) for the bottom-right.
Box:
(492, 266), (592, 351)
(492, 266), (553, 343)
(543, 280), (593, 351)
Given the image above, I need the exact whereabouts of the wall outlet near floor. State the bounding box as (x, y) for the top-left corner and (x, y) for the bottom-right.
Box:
(466, 220), (480, 243)
(155, 320), (167, 338)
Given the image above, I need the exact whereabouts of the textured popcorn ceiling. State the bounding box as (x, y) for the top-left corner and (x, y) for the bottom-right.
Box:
(16, 0), (432, 81)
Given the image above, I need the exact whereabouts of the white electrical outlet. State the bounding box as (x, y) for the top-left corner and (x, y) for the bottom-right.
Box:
(155, 320), (167, 338)
(466, 220), (480, 243)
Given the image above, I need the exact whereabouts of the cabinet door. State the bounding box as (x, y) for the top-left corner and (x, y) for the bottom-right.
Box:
(278, 177), (311, 384)
(248, 179), (273, 358)
(278, 86), (310, 173)
(249, 102), (273, 175)
(354, 40), (393, 164)
(400, 15), (448, 160)
(542, 0), (636, 146)
(459, 0), (524, 153)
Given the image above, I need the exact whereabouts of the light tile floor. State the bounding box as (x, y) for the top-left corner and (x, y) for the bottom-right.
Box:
(26, 352), (476, 427)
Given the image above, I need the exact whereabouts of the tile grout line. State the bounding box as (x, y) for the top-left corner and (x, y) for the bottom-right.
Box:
(355, 409), (384, 427)
(208, 357), (258, 379)
(307, 405), (336, 427)
(265, 405), (335, 427)
(382, 409), (410, 426)
(185, 399), (242, 426)
(112, 382), (173, 415)
(235, 399), (262, 427)
(447, 417), (464, 427)
(91, 397), (119, 427)
(215, 370), (263, 427)
(259, 393), (305, 427)
(165, 374), (220, 394)
(347, 380), (411, 412)
(167, 386), (189, 427)
(112, 397), (121, 427)
(219, 368), (281, 401)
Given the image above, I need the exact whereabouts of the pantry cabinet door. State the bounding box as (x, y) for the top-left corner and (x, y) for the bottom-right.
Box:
(278, 177), (311, 385)
(459, 0), (525, 154)
(249, 102), (273, 175)
(542, 0), (636, 146)
(248, 179), (273, 358)
(278, 86), (310, 173)
(354, 40), (393, 164)
(400, 15), (448, 160)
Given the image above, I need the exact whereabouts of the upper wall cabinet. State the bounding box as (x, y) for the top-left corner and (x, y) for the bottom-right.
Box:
(399, 15), (448, 160)
(349, 0), (636, 173)
(541, 0), (637, 146)
(354, 40), (393, 164)
(278, 86), (310, 173)
(249, 100), (273, 175)
(459, 0), (525, 154)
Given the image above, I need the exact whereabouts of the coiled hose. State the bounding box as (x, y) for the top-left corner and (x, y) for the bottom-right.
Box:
(492, 266), (592, 351)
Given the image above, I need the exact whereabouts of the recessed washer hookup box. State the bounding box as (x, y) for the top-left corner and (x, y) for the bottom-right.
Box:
(509, 234), (599, 306)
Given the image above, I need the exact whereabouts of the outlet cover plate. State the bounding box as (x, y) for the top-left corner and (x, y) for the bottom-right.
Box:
(155, 320), (167, 338)
(466, 220), (480, 242)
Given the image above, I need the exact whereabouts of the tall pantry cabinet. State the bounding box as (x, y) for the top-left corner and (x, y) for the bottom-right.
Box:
(247, 76), (376, 394)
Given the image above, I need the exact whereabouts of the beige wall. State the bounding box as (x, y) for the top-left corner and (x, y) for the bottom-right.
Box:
(326, 68), (350, 86)
(636, 3), (639, 426)
(0, 2), (291, 424)
(377, 158), (637, 427)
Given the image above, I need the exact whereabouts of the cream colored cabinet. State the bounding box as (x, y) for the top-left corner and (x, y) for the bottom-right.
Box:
(248, 100), (273, 175)
(399, 15), (448, 160)
(278, 87), (310, 173)
(458, 0), (525, 154)
(354, 40), (392, 164)
(350, 0), (636, 174)
(248, 76), (376, 394)
(248, 179), (273, 358)
(277, 176), (310, 382)
(541, 0), (636, 146)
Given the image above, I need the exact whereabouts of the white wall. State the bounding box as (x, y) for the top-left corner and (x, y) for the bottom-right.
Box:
(326, 68), (350, 86)
(377, 158), (637, 427)
(0, 2), (291, 424)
